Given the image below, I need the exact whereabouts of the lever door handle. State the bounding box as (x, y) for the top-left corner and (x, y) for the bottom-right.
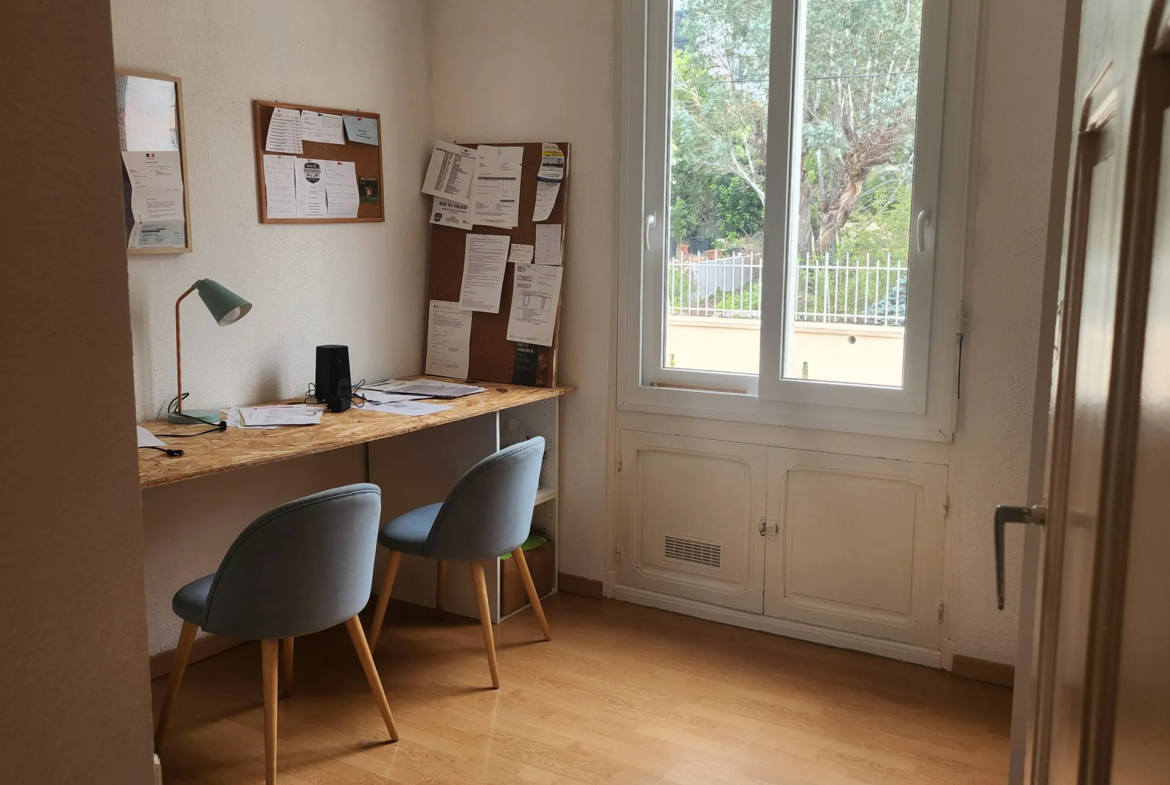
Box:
(994, 504), (1046, 610)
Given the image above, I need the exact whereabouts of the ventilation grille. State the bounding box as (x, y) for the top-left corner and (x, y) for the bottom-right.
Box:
(664, 534), (722, 569)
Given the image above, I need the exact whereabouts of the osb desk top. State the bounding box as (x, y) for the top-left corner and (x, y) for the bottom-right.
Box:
(138, 381), (570, 489)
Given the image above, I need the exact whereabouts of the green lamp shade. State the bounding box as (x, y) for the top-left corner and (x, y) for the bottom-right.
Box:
(195, 279), (252, 326)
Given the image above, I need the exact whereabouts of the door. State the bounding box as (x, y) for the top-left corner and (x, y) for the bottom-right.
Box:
(1010, 1), (1170, 782)
(764, 448), (947, 650)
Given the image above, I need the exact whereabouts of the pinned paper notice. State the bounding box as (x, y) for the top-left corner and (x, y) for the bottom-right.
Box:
(508, 243), (535, 264)
(343, 115), (379, 145)
(535, 223), (562, 266)
(506, 264), (563, 347)
(425, 300), (472, 379)
(431, 196), (473, 230)
(471, 145), (522, 228)
(294, 158), (327, 218)
(533, 180), (560, 222)
(324, 160), (360, 218)
(422, 141), (477, 203)
(263, 154), (298, 219)
(301, 111), (345, 144)
(459, 233), (510, 312)
(265, 107), (303, 154)
(537, 143), (565, 182)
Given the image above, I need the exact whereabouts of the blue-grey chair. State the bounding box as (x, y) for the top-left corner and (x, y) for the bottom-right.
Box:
(153, 484), (397, 785)
(367, 437), (551, 689)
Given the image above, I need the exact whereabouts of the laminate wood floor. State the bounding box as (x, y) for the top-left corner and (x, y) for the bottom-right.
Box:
(152, 595), (1011, 785)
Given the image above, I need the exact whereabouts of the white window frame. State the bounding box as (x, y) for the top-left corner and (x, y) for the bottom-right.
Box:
(618, 0), (977, 442)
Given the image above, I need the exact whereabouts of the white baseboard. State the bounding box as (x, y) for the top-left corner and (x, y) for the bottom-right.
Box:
(614, 586), (943, 668)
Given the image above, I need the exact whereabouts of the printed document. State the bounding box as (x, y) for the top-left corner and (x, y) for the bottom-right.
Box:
(533, 180), (560, 222)
(537, 143), (565, 182)
(508, 243), (535, 264)
(324, 160), (360, 218)
(294, 159), (327, 218)
(430, 196), (473, 230)
(422, 141), (477, 203)
(506, 264), (563, 347)
(343, 115), (379, 145)
(239, 405), (324, 427)
(425, 300), (473, 379)
(459, 233), (511, 312)
(300, 111), (345, 144)
(265, 107), (303, 154)
(262, 155), (298, 219)
(535, 223), (563, 265)
(122, 151), (186, 249)
(369, 379), (485, 398)
(471, 145), (522, 228)
(362, 400), (453, 417)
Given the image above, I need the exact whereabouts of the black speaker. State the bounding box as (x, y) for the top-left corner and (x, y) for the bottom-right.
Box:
(315, 345), (352, 413)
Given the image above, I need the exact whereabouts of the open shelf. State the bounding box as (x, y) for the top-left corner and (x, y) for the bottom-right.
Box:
(534, 487), (557, 506)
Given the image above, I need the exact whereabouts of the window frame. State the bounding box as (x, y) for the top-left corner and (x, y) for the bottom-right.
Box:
(618, 0), (975, 442)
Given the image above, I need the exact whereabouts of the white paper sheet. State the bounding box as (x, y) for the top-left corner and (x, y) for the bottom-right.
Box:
(430, 196), (473, 230)
(300, 110), (345, 144)
(220, 408), (276, 429)
(471, 145), (522, 228)
(324, 160), (360, 218)
(533, 180), (560, 222)
(265, 107), (303, 154)
(239, 405), (324, 427)
(362, 400), (453, 417)
(358, 390), (428, 405)
(262, 154), (298, 219)
(537, 142), (565, 182)
(369, 379), (486, 398)
(459, 233), (511, 312)
(422, 141), (477, 203)
(122, 151), (187, 249)
(535, 223), (563, 265)
(294, 158), (327, 218)
(508, 243), (535, 264)
(425, 300), (472, 379)
(506, 264), (563, 347)
(136, 426), (166, 449)
(343, 115), (379, 145)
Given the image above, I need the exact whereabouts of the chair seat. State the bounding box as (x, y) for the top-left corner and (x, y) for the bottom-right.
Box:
(173, 573), (214, 626)
(378, 503), (442, 555)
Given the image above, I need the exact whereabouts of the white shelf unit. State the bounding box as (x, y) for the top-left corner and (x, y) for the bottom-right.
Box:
(367, 395), (560, 624)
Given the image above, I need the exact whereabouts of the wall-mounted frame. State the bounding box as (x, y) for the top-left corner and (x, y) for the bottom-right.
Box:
(115, 69), (193, 254)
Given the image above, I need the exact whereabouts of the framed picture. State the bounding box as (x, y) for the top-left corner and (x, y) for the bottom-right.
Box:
(115, 69), (193, 254)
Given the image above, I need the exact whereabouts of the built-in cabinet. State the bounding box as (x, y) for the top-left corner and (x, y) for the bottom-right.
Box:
(616, 428), (948, 664)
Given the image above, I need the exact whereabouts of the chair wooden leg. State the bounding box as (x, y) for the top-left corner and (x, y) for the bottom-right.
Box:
(511, 547), (552, 641)
(368, 550), (401, 649)
(345, 616), (400, 741)
(279, 638), (294, 698)
(436, 560), (448, 616)
(154, 621), (199, 750)
(261, 640), (279, 785)
(470, 561), (500, 689)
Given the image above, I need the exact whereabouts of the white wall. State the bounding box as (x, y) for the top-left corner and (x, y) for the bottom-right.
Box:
(112, 0), (435, 420)
(428, 0), (618, 582)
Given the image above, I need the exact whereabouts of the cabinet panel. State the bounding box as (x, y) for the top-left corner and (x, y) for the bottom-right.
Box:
(764, 448), (947, 649)
(619, 430), (766, 612)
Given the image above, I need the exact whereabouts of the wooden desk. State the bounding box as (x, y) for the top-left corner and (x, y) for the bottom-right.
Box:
(138, 382), (569, 488)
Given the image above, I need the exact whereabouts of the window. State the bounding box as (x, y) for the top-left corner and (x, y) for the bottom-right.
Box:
(625, 0), (963, 431)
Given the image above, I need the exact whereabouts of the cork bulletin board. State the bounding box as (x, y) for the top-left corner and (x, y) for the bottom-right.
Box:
(252, 100), (384, 223)
(426, 142), (570, 388)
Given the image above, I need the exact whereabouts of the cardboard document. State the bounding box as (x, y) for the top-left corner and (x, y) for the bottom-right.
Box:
(323, 160), (360, 218)
(535, 223), (563, 265)
(508, 243), (535, 264)
(294, 158), (327, 218)
(343, 115), (379, 145)
(424, 300), (473, 379)
(122, 151), (186, 249)
(265, 107), (303, 154)
(262, 154), (298, 219)
(459, 233), (511, 312)
(506, 264), (563, 347)
(422, 141), (477, 203)
(300, 110), (345, 144)
(430, 196), (473, 230)
(471, 145), (522, 228)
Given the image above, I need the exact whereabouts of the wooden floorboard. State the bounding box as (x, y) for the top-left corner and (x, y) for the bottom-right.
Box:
(151, 595), (1011, 785)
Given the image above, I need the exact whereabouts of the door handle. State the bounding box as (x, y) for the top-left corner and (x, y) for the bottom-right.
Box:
(994, 504), (1046, 610)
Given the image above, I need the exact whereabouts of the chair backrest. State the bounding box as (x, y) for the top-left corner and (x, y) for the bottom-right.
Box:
(423, 436), (545, 561)
(201, 483), (381, 640)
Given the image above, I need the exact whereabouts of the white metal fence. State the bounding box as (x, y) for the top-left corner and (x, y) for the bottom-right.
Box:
(667, 252), (908, 327)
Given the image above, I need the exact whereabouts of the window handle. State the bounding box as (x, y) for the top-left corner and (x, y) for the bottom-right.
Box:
(645, 212), (657, 251)
(916, 208), (932, 254)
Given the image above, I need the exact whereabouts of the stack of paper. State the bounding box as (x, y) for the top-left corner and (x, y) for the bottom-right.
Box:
(237, 405), (324, 427)
(367, 379), (486, 399)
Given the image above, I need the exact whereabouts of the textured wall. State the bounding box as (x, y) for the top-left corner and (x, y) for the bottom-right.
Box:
(428, 0), (617, 582)
(111, 0), (435, 420)
(0, 1), (154, 781)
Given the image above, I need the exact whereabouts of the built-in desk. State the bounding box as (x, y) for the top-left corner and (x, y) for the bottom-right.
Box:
(139, 381), (570, 673)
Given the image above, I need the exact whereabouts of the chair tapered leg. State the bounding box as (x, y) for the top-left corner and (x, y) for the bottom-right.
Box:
(511, 547), (552, 641)
(261, 640), (279, 785)
(154, 621), (199, 749)
(368, 550), (401, 649)
(470, 561), (500, 689)
(436, 560), (447, 616)
(345, 616), (399, 741)
(279, 638), (294, 698)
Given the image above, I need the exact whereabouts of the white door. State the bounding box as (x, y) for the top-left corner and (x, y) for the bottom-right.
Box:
(763, 448), (947, 650)
(617, 430), (767, 613)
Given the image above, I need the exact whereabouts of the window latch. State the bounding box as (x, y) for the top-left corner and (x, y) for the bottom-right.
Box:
(645, 212), (657, 251)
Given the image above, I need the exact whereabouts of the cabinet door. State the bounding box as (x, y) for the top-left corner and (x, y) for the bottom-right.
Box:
(763, 448), (947, 649)
(618, 430), (766, 613)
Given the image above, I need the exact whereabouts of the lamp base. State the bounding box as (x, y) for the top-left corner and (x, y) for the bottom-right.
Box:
(168, 409), (221, 425)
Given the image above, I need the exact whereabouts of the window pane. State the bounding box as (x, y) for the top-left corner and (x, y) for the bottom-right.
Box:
(782, 0), (923, 388)
(664, 0), (771, 375)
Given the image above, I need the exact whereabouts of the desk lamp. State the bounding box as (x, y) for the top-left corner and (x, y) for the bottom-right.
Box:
(169, 279), (252, 424)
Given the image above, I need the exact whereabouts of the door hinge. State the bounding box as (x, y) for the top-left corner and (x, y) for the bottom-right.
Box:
(616, 450), (622, 473)
(615, 543), (622, 563)
(943, 494), (951, 517)
(937, 601), (945, 624)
